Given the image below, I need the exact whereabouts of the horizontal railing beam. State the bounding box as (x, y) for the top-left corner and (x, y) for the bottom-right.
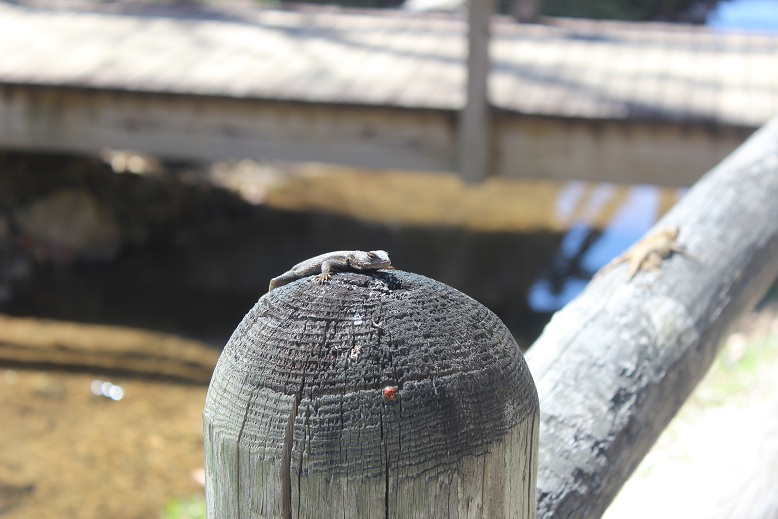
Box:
(0, 82), (749, 187)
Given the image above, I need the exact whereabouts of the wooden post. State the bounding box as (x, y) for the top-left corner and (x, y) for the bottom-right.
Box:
(512, 0), (541, 22)
(458, 0), (495, 182)
(203, 270), (538, 518)
(526, 114), (778, 517)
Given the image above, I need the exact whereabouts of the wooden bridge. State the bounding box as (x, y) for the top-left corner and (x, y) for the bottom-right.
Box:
(1, 1), (777, 185)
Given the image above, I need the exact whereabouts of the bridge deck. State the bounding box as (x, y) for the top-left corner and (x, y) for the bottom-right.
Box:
(1, 2), (777, 185)
(2, 2), (776, 127)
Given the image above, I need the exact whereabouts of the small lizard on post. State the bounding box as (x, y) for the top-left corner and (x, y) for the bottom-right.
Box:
(269, 250), (393, 292)
(598, 225), (697, 281)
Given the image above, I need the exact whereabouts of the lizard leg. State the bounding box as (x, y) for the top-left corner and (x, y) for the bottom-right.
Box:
(626, 252), (654, 281)
(669, 243), (699, 262)
(315, 259), (350, 283)
(596, 256), (628, 277)
(626, 261), (643, 281)
(644, 252), (664, 271)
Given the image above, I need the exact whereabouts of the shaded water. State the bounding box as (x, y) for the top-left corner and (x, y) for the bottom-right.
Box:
(0, 152), (685, 348)
(0, 154), (682, 347)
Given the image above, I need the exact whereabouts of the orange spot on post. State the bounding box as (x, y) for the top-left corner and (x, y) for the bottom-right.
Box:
(382, 386), (397, 401)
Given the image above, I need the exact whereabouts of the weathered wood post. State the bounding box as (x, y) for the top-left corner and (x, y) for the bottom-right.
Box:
(203, 270), (538, 518)
(459, 0), (495, 182)
(512, 0), (541, 22)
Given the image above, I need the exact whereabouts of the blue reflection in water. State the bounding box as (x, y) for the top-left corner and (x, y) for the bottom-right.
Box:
(581, 186), (660, 273)
(530, 0), (776, 313)
(529, 184), (686, 312)
(707, 0), (778, 32)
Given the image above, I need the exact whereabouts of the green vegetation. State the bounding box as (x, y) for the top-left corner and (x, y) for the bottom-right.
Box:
(697, 331), (778, 407)
(162, 496), (207, 519)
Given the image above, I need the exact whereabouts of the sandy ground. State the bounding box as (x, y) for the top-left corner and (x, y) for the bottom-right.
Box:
(0, 366), (207, 518)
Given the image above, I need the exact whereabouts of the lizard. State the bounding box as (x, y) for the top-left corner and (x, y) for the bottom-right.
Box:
(597, 225), (697, 282)
(268, 250), (393, 292)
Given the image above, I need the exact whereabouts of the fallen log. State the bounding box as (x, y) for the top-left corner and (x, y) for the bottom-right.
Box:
(526, 114), (778, 518)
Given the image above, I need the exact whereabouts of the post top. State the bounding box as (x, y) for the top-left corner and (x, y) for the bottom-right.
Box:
(206, 269), (538, 477)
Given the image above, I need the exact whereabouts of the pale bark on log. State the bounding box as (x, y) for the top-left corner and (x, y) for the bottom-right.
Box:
(203, 271), (539, 519)
(526, 114), (778, 518)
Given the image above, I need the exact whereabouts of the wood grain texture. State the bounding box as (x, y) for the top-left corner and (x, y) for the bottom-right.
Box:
(526, 114), (778, 518)
(203, 270), (538, 518)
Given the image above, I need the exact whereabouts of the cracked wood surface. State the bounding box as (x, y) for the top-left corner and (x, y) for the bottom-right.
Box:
(526, 114), (778, 518)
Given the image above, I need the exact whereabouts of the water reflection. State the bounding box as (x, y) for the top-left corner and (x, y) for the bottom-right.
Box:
(530, 183), (686, 311)
(708, 0), (778, 32)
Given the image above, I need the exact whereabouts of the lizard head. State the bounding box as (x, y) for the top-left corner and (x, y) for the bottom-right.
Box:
(349, 250), (393, 270)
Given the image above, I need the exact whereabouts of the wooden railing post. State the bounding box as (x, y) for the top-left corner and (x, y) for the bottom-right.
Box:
(512, 0), (541, 22)
(203, 270), (538, 518)
(458, 0), (495, 182)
